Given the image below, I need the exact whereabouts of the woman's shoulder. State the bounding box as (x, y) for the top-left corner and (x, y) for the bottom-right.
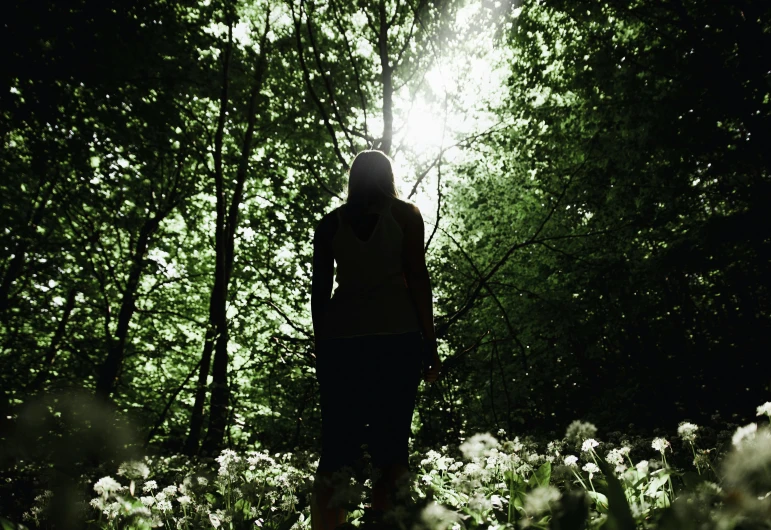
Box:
(389, 197), (421, 217)
(314, 208), (340, 241)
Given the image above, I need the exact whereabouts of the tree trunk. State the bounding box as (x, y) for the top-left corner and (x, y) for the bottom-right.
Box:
(27, 287), (78, 392)
(377, 1), (393, 155)
(95, 217), (159, 400)
(201, 12), (271, 455)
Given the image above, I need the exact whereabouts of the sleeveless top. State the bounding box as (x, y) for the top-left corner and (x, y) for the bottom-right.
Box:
(322, 198), (421, 339)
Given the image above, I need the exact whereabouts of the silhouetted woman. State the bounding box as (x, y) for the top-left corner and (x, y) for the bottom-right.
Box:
(310, 150), (442, 529)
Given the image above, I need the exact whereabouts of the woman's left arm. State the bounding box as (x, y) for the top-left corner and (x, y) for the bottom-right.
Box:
(311, 212), (336, 344)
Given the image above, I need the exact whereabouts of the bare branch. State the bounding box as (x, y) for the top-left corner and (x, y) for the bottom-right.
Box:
(291, 0), (350, 169)
(303, 1), (357, 154)
(329, 0), (370, 139)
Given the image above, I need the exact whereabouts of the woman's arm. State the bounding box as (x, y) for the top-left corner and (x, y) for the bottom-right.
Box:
(311, 213), (336, 343)
(402, 204), (442, 381)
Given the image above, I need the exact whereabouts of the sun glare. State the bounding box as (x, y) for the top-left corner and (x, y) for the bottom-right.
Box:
(399, 98), (448, 152)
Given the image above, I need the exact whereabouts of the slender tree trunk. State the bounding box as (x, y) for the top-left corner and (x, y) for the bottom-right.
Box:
(201, 12), (271, 455)
(27, 287), (78, 392)
(377, 1), (393, 155)
(95, 217), (159, 399)
(185, 327), (216, 455)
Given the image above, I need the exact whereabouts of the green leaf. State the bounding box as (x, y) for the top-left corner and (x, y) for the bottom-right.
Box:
(529, 462), (552, 488)
(587, 490), (609, 512)
(595, 454), (636, 530)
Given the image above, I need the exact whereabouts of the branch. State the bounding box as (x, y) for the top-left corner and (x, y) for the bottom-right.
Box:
(291, 0), (349, 170)
(437, 227), (529, 372)
(303, 1), (356, 154)
(329, 0), (370, 139)
(407, 122), (508, 199)
(424, 153), (442, 252)
(144, 359), (202, 447)
(436, 133), (599, 337)
(302, 159), (342, 199)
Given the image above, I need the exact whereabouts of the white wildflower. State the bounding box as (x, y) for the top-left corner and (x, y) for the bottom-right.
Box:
(757, 402), (771, 418)
(117, 460), (150, 480)
(460, 433), (500, 460)
(139, 496), (155, 506)
(524, 485), (561, 515)
(581, 439), (599, 452)
(651, 438), (670, 453)
(156, 500), (172, 512)
(103, 501), (122, 519)
(636, 460), (649, 472)
(606, 448), (628, 473)
(677, 422), (699, 443)
(217, 449), (242, 476)
(177, 495), (191, 505)
(247, 452), (276, 470)
(563, 455), (578, 468)
(162, 485), (177, 497)
(420, 450), (441, 466)
(94, 477), (123, 497)
(197, 476), (209, 486)
(547, 441), (564, 456)
(209, 512), (222, 528)
(732, 423), (758, 448)
(142, 480), (158, 492)
(606, 449), (624, 466)
(463, 462), (484, 479)
(582, 463), (600, 479)
(497, 428), (506, 437)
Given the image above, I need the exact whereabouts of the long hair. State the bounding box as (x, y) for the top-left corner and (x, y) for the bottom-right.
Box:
(346, 150), (398, 206)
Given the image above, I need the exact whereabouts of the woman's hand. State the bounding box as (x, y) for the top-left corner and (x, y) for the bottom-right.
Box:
(423, 345), (442, 383)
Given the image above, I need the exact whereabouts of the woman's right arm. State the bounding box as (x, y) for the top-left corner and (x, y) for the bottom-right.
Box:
(402, 204), (442, 382)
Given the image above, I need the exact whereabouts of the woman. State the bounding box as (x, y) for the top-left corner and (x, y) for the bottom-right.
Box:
(310, 150), (442, 529)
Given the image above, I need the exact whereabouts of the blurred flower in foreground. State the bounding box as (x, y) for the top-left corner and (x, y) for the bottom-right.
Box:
(524, 485), (561, 515)
(417, 502), (461, 530)
(565, 421), (598, 447)
(732, 423), (758, 448)
(460, 433), (500, 459)
(94, 477), (124, 498)
(757, 402), (771, 419)
(117, 460), (150, 480)
(723, 425), (771, 495)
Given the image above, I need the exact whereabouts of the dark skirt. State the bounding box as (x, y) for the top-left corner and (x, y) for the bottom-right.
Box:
(315, 331), (423, 473)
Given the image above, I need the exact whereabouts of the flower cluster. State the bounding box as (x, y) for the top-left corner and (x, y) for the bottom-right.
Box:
(17, 403), (771, 530)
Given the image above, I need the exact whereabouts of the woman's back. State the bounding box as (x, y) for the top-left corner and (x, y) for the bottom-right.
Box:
(322, 197), (421, 339)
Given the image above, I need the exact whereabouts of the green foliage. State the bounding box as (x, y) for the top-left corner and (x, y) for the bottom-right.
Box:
(1, 0), (770, 525)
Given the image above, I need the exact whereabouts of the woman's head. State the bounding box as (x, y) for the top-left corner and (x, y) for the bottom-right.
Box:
(347, 150), (398, 204)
